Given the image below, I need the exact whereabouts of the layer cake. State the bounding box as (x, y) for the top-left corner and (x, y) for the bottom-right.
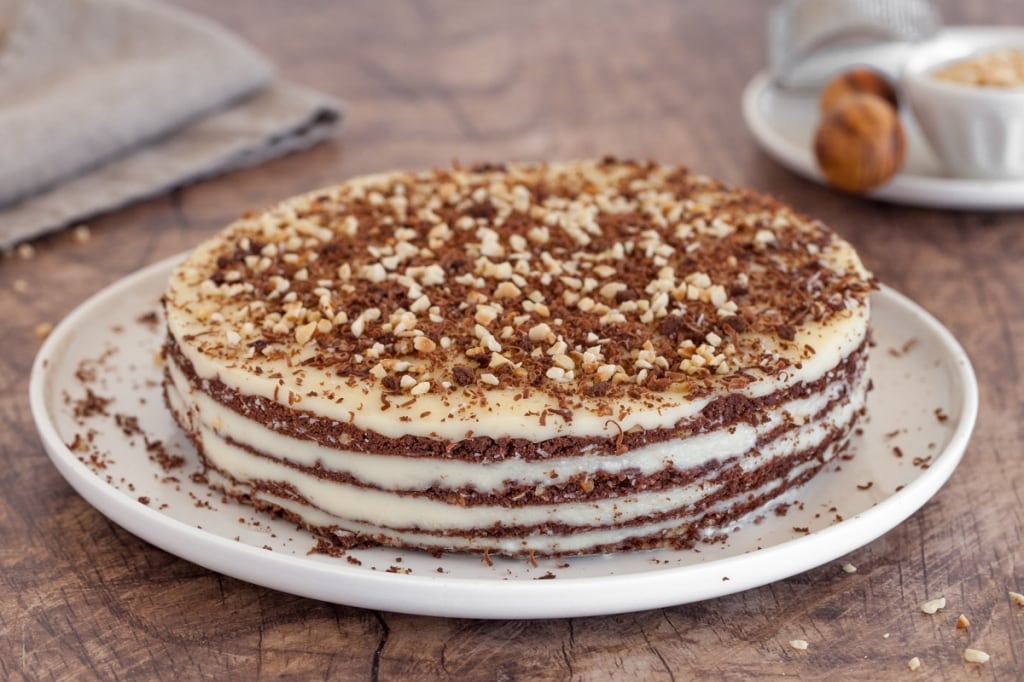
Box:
(163, 159), (873, 556)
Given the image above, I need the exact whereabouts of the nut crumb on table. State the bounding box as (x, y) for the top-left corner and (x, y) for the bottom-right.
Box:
(72, 225), (92, 243)
(34, 322), (53, 340)
(920, 596), (946, 614)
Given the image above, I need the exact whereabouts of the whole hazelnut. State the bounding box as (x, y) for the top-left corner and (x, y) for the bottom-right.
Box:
(820, 67), (900, 114)
(813, 93), (906, 193)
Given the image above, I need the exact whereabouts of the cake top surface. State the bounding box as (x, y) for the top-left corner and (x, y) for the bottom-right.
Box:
(165, 159), (872, 437)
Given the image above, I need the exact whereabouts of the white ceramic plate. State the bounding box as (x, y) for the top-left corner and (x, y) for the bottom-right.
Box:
(30, 256), (978, 619)
(743, 28), (1024, 210)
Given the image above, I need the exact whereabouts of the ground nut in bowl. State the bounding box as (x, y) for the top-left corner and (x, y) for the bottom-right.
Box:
(903, 27), (1024, 180)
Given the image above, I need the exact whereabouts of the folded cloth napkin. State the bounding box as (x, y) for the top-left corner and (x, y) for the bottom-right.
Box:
(0, 0), (343, 249)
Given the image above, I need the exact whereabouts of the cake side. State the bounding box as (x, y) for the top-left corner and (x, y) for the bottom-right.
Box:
(164, 350), (868, 554)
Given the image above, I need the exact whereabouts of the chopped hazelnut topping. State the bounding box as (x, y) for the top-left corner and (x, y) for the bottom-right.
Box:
(963, 649), (989, 664)
(493, 281), (521, 299)
(907, 657), (921, 671)
(529, 323), (552, 342)
(413, 336), (436, 354)
(169, 159), (871, 402)
(788, 639), (808, 651)
(409, 295), (431, 313)
(920, 597), (946, 615)
(475, 305), (499, 326)
(552, 353), (575, 371)
(598, 282), (627, 300)
(295, 321), (317, 345)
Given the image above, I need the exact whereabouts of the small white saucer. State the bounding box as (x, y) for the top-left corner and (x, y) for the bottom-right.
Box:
(743, 28), (1024, 210)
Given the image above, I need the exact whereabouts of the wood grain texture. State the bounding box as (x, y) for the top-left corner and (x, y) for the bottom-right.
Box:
(2, 1), (1023, 679)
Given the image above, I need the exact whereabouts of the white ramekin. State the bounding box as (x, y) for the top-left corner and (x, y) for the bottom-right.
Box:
(902, 27), (1024, 180)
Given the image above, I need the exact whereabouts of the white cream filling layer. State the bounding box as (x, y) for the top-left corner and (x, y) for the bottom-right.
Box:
(166, 367), (867, 533)
(167, 355), (865, 494)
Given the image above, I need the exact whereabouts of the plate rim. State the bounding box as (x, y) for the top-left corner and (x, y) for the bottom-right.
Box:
(742, 30), (1024, 211)
(29, 255), (979, 618)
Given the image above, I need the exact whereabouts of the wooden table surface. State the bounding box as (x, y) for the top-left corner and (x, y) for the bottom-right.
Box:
(3, 1), (1023, 679)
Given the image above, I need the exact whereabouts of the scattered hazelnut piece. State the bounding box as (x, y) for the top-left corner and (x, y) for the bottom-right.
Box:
(1009, 591), (1024, 606)
(788, 639), (808, 651)
(16, 243), (35, 260)
(841, 562), (857, 574)
(963, 648), (989, 664)
(907, 656), (921, 671)
(72, 224), (92, 243)
(956, 614), (970, 629)
(34, 322), (53, 340)
(814, 93), (906, 193)
(920, 596), (946, 615)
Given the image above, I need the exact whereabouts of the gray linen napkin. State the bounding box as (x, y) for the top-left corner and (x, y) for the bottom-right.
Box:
(0, 0), (343, 249)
